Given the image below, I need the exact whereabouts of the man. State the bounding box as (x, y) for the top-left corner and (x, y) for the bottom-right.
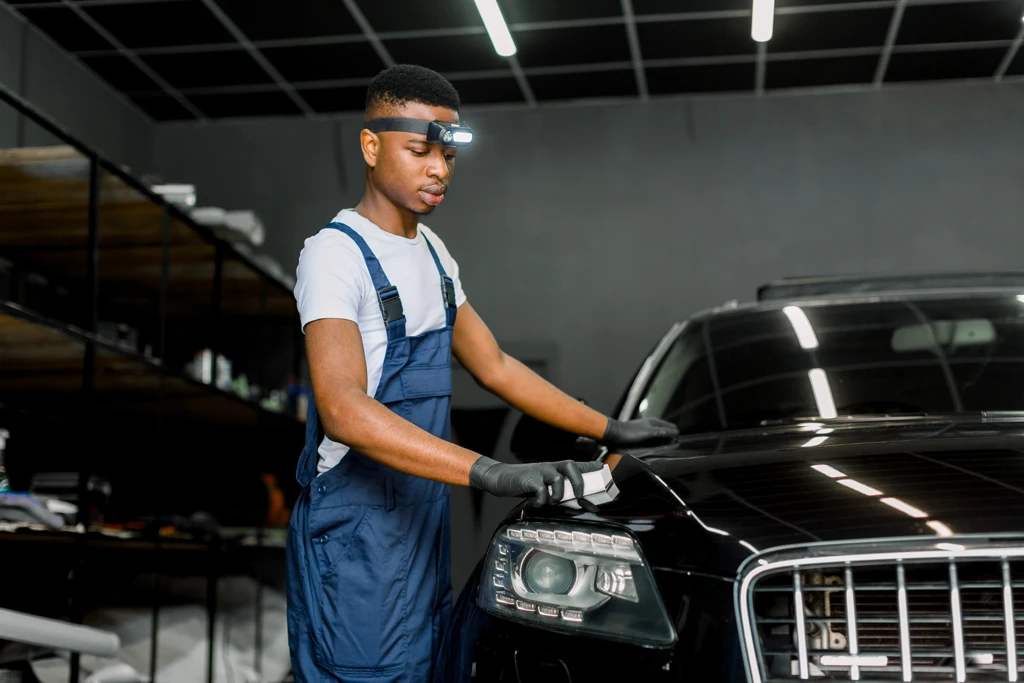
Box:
(286, 64), (677, 682)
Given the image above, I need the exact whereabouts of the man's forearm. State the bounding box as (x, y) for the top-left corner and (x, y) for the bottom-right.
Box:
(320, 389), (480, 486)
(482, 353), (609, 440)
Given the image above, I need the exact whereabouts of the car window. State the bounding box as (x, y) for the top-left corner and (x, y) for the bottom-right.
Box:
(636, 325), (720, 433)
(633, 295), (1024, 434)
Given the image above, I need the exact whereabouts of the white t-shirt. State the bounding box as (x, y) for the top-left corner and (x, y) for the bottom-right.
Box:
(294, 208), (467, 474)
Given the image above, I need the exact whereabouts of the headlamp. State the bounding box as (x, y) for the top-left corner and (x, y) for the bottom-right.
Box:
(476, 522), (676, 647)
(365, 117), (475, 147)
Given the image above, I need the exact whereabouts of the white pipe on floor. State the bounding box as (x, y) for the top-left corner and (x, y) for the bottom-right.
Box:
(0, 607), (120, 657)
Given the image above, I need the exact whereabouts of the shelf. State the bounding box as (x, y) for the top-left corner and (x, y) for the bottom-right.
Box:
(0, 526), (213, 553)
(0, 146), (298, 322)
(0, 299), (304, 429)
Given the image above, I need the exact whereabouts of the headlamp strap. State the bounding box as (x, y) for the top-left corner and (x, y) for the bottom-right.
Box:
(365, 117), (432, 136)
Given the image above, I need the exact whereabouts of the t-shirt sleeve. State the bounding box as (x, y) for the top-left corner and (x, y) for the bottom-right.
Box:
(423, 228), (468, 307)
(294, 232), (369, 332)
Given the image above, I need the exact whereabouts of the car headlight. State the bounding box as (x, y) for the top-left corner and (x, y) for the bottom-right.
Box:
(476, 522), (676, 647)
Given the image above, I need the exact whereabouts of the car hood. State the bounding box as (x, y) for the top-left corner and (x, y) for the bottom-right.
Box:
(520, 418), (1024, 578)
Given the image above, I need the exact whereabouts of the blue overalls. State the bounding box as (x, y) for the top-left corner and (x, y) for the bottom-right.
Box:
(286, 222), (457, 682)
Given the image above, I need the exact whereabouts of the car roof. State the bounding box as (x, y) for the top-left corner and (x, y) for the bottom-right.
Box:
(688, 271), (1024, 326)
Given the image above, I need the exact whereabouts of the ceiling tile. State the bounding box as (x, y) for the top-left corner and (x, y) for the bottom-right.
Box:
(18, 7), (113, 52)
(297, 86), (366, 113)
(896, 1), (1024, 45)
(499, 0), (623, 24)
(766, 55), (879, 88)
(262, 42), (385, 82)
(885, 47), (1006, 81)
(189, 91), (303, 119)
(528, 69), (638, 101)
(513, 24), (632, 67)
(385, 34), (511, 73)
(129, 94), (197, 122)
(215, 0), (361, 40)
(353, 0), (482, 32)
(79, 54), (160, 92)
(141, 50), (273, 90)
(82, 0), (234, 49)
(448, 78), (525, 105)
(770, 8), (893, 52)
(1008, 47), (1024, 75)
(638, 17), (757, 59)
(645, 62), (755, 93)
(632, 0), (751, 14)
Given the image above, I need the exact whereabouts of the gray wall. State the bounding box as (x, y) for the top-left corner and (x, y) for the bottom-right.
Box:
(0, 3), (153, 174)
(153, 81), (1024, 416)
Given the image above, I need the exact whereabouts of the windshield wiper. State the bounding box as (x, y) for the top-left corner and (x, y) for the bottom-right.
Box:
(759, 413), (935, 427)
(760, 411), (1024, 427)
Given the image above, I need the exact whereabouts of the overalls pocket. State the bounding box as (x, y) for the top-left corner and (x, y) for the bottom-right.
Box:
(314, 505), (412, 678)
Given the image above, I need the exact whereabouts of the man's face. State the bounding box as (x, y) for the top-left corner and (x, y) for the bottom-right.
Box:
(368, 101), (460, 215)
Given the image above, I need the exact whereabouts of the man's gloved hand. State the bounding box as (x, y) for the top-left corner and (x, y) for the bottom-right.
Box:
(469, 456), (605, 507)
(602, 417), (679, 445)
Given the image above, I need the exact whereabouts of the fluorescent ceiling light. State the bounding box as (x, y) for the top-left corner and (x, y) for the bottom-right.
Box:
(751, 0), (775, 42)
(811, 464), (846, 478)
(783, 306), (819, 349)
(802, 436), (830, 448)
(1017, 294), (1024, 303)
(838, 479), (883, 497)
(473, 0), (517, 56)
(927, 520), (953, 537)
(808, 368), (838, 419)
(880, 497), (928, 518)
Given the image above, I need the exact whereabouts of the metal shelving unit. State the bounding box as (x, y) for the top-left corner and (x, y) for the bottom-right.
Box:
(0, 81), (304, 683)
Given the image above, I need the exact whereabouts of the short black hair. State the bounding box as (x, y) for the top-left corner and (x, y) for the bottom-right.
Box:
(364, 64), (461, 118)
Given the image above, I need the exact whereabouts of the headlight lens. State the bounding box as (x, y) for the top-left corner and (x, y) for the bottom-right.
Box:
(476, 522), (676, 647)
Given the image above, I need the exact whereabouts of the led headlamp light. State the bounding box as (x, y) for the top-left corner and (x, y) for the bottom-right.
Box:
(365, 117), (475, 147)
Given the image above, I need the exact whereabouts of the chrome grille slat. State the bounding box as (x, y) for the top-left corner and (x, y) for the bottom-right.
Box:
(740, 545), (1024, 683)
(794, 568), (810, 680)
(897, 562), (913, 682)
(847, 567), (861, 682)
(1005, 559), (1019, 683)
(948, 562), (966, 682)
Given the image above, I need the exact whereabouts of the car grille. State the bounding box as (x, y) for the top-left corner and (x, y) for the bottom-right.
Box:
(739, 545), (1024, 682)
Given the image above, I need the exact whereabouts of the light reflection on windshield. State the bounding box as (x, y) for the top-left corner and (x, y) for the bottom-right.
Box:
(635, 295), (1024, 434)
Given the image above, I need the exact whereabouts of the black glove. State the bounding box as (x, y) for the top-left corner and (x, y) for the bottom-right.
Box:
(468, 456), (605, 507)
(602, 417), (679, 445)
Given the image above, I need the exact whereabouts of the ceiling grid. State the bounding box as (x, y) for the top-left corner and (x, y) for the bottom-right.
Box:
(1, 0), (1021, 122)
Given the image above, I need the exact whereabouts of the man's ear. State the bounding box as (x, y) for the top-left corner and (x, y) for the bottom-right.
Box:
(360, 129), (380, 168)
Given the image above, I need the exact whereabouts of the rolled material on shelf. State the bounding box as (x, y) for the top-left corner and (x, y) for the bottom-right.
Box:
(189, 207), (266, 247)
(0, 607), (120, 657)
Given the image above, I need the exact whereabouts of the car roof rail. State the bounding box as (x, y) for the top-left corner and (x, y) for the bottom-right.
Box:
(757, 271), (1024, 302)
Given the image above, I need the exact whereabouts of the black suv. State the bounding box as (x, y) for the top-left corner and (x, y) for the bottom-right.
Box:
(436, 273), (1024, 683)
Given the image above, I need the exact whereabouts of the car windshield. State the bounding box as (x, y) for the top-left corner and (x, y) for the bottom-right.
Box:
(633, 294), (1024, 435)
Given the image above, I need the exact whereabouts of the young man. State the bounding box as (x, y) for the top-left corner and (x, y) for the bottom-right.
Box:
(286, 64), (677, 682)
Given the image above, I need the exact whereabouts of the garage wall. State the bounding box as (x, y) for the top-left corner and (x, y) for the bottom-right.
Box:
(152, 80), (1024, 416)
(0, 3), (153, 174)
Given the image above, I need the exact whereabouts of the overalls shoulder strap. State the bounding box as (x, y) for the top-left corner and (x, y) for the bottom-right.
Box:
(319, 222), (406, 340)
(422, 234), (458, 327)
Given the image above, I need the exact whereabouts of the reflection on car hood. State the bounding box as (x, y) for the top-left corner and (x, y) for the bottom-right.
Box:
(521, 417), (1024, 578)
